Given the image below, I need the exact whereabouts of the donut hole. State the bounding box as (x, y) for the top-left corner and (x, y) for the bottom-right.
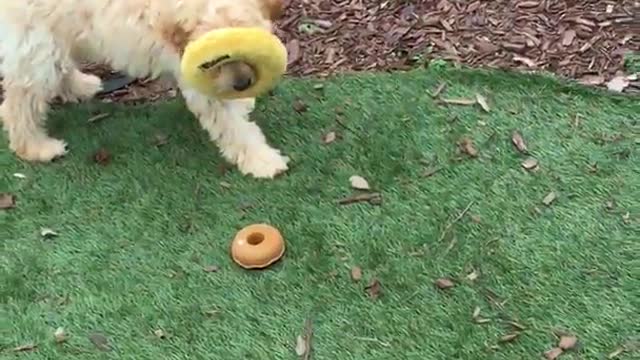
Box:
(247, 232), (265, 245)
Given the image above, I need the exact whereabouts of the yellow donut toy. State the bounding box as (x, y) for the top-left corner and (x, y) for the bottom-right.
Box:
(180, 27), (288, 99)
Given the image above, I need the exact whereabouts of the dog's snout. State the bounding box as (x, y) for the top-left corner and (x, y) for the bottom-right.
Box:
(233, 76), (253, 91)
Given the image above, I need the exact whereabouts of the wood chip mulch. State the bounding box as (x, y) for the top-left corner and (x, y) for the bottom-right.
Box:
(1, 0), (638, 103)
(276, 0), (639, 81)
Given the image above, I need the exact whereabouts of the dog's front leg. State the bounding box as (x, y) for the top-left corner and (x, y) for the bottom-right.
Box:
(182, 89), (289, 178)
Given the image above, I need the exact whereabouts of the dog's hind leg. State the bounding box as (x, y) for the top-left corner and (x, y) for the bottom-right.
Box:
(0, 29), (73, 161)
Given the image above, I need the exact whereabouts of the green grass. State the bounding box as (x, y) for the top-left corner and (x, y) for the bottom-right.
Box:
(1, 67), (639, 359)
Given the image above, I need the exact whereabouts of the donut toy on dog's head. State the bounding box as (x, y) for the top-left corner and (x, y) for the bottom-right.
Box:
(180, 27), (288, 100)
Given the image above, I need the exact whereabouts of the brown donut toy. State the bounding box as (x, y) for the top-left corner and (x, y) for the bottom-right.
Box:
(231, 224), (285, 269)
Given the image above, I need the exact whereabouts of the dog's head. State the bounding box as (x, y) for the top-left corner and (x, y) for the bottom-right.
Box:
(166, 0), (284, 94)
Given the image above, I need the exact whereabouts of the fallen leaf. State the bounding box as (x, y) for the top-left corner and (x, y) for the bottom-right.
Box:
(542, 192), (557, 206)
(521, 158), (539, 170)
(511, 131), (528, 153)
(607, 347), (625, 358)
(13, 343), (37, 352)
(499, 332), (521, 343)
(431, 82), (447, 98)
(607, 76), (630, 92)
(365, 278), (382, 299)
(323, 131), (337, 144)
(313, 83), (324, 90)
(459, 137), (479, 157)
(293, 99), (308, 113)
(0, 193), (16, 210)
(295, 335), (307, 356)
(475, 93), (490, 112)
(54, 327), (66, 343)
(88, 332), (112, 352)
(559, 335), (578, 350)
(203, 309), (220, 317)
(93, 148), (111, 165)
(87, 113), (110, 123)
(40, 228), (59, 239)
(13, 173), (27, 179)
(513, 55), (536, 67)
(203, 265), (219, 273)
(472, 306), (481, 318)
(423, 167), (441, 177)
(474, 317), (491, 324)
(578, 75), (605, 86)
(544, 347), (564, 360)
(152, 133), (169, 147)
(351, 266), (362, 281)
(349, 175), (370, 190)
(435, 278), (455, 290)
(154, 329), (166, 339)
(508, 321), (527, 331)
(466, 270), (479, 281)
(440, 98), (476, 105)
(470, 215), (481, 224)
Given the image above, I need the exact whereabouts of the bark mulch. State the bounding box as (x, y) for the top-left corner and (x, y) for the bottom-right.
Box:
(1, 0), (639, 103)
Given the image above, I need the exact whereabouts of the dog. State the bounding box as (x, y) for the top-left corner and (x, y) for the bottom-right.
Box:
(0, 0), (289, 178)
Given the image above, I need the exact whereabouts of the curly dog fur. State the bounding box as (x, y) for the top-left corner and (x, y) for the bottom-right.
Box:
(0, 0), (289, 178)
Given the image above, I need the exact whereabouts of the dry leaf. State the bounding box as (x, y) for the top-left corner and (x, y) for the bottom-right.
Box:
(365, 278), (382, 299)
(349, 175), (370, 190)
(154, 329), (167, 339)
(0, 193), (16, 210)
(472, 306), (481, 318)
(203, 265), (219, 273)
(607, 76), (630, 92)
(508, 321), (527, 331)
(152, 133), (169, 147)
(470, 214), (481, 223)
(475, 93), (490, 112)
(544, 347), (564, 359)
(459, 137), (479, 157)
(542, 192), (557, 206)
(93, 148), (111, 165)
(54, 327), (66, 343)
(13, 173), (27, 179)
(351, 266), (362, 281)
(13, 343), (37, 352)
(87, 113), (110, 123)
(88, 332), (112, 352)
(578, 75), (605, 86)
(513, 55), (536, 67)
(466, 270), (479, 281)
(435, 278), (455, 290)
(521, 158), (539, 170)
(499, 333), (521, 343)
(474, 318), (491, 324)
(293, 99), (308, 113)
(511, 131), (528, 153)
(423, 167), (441, 177)
(440, 98), (476, 105)
(323, 131), (337, 144)
(295, 335), (307, 356)
(40, 228), (59, 238)
(559, 335), (578, 350)
(607, 347), (625, 358)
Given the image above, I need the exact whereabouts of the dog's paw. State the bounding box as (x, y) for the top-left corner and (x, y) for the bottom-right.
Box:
(236, 146), (289, 179)
(13, 137), (68, 162)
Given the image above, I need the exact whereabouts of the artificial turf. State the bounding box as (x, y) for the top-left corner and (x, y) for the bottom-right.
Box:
(1, 67), (639, 359)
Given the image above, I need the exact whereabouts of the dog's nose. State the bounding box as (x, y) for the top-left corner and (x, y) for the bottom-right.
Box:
(233, 77), (253, 91)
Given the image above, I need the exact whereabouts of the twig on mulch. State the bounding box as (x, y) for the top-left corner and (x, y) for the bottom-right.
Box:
(337, 192), (382, 206)
(438, 201), (474, 242)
